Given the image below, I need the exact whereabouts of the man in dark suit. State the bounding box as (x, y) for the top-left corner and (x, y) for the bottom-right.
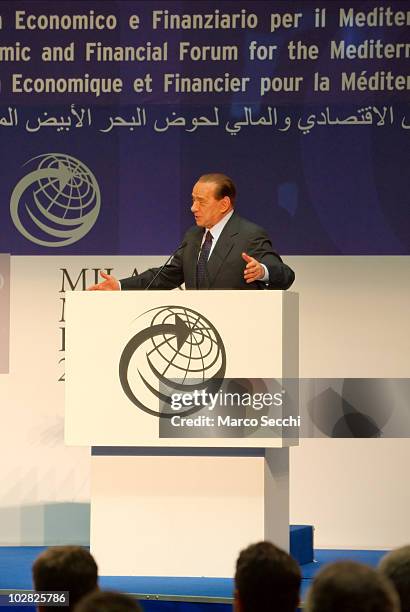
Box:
(89, 173), (294, 291)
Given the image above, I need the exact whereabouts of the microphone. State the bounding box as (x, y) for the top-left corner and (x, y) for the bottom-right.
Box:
(145, 241), (187, 290)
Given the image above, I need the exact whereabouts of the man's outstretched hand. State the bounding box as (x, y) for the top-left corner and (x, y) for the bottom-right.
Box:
(87, 271), (120, 291)
(242, 252), (265, 283)
(88, 257), (264, 288)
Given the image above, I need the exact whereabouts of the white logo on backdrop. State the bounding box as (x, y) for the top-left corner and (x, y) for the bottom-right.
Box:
(10, 153), (101, 247)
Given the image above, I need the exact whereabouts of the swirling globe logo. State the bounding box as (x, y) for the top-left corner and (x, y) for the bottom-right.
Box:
(10, 153), (100, 247)
(119, 306), (226, 417)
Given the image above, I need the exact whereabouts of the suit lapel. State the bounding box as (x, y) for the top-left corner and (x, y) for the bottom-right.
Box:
(206, 214), (240, 288)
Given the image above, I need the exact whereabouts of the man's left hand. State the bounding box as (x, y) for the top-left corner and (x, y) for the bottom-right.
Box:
(242, 252), (264, 283)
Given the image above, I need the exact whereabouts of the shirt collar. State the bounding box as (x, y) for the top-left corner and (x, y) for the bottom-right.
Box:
(207, 209), (234, 243)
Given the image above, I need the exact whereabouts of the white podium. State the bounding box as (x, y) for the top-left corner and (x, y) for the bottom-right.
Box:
(65, 290), (298, 577)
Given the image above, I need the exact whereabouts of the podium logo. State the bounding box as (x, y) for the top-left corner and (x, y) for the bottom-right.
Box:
(10, 153), (100, 247)
(119, 305), (226, 418)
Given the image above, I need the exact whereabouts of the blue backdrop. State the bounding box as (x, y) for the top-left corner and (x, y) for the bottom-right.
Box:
(0, 0), (408, 255)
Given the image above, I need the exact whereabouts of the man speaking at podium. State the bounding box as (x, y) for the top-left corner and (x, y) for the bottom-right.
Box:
(88, 173), (295, 291)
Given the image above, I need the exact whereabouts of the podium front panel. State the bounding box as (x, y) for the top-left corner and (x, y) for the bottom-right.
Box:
(65, 291), (298, 448)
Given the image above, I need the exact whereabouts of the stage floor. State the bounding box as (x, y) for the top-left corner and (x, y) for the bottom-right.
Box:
(0, 546), (388, 609)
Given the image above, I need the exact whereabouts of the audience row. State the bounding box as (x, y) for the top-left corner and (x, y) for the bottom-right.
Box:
(31, 541), (410, 612)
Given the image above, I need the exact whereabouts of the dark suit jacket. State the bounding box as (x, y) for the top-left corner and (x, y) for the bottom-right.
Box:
(120, 214), (295, 290)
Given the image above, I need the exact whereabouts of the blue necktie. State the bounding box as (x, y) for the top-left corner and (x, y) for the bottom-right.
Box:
(196, 231), (213, 288)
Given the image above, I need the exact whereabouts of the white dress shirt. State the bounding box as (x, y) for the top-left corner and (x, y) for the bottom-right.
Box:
(199, 210), (234, 256)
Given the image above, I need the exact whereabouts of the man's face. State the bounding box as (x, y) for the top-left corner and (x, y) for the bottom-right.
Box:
(191, 180), (231, 228)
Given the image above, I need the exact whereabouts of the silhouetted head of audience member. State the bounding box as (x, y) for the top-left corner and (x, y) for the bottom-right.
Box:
(234, 541), (301, 612)
(379, 545), (410, 612)
(305, 560), (399, 612)
(32, 545), (98, 611)
(75, 590), (142, 612)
